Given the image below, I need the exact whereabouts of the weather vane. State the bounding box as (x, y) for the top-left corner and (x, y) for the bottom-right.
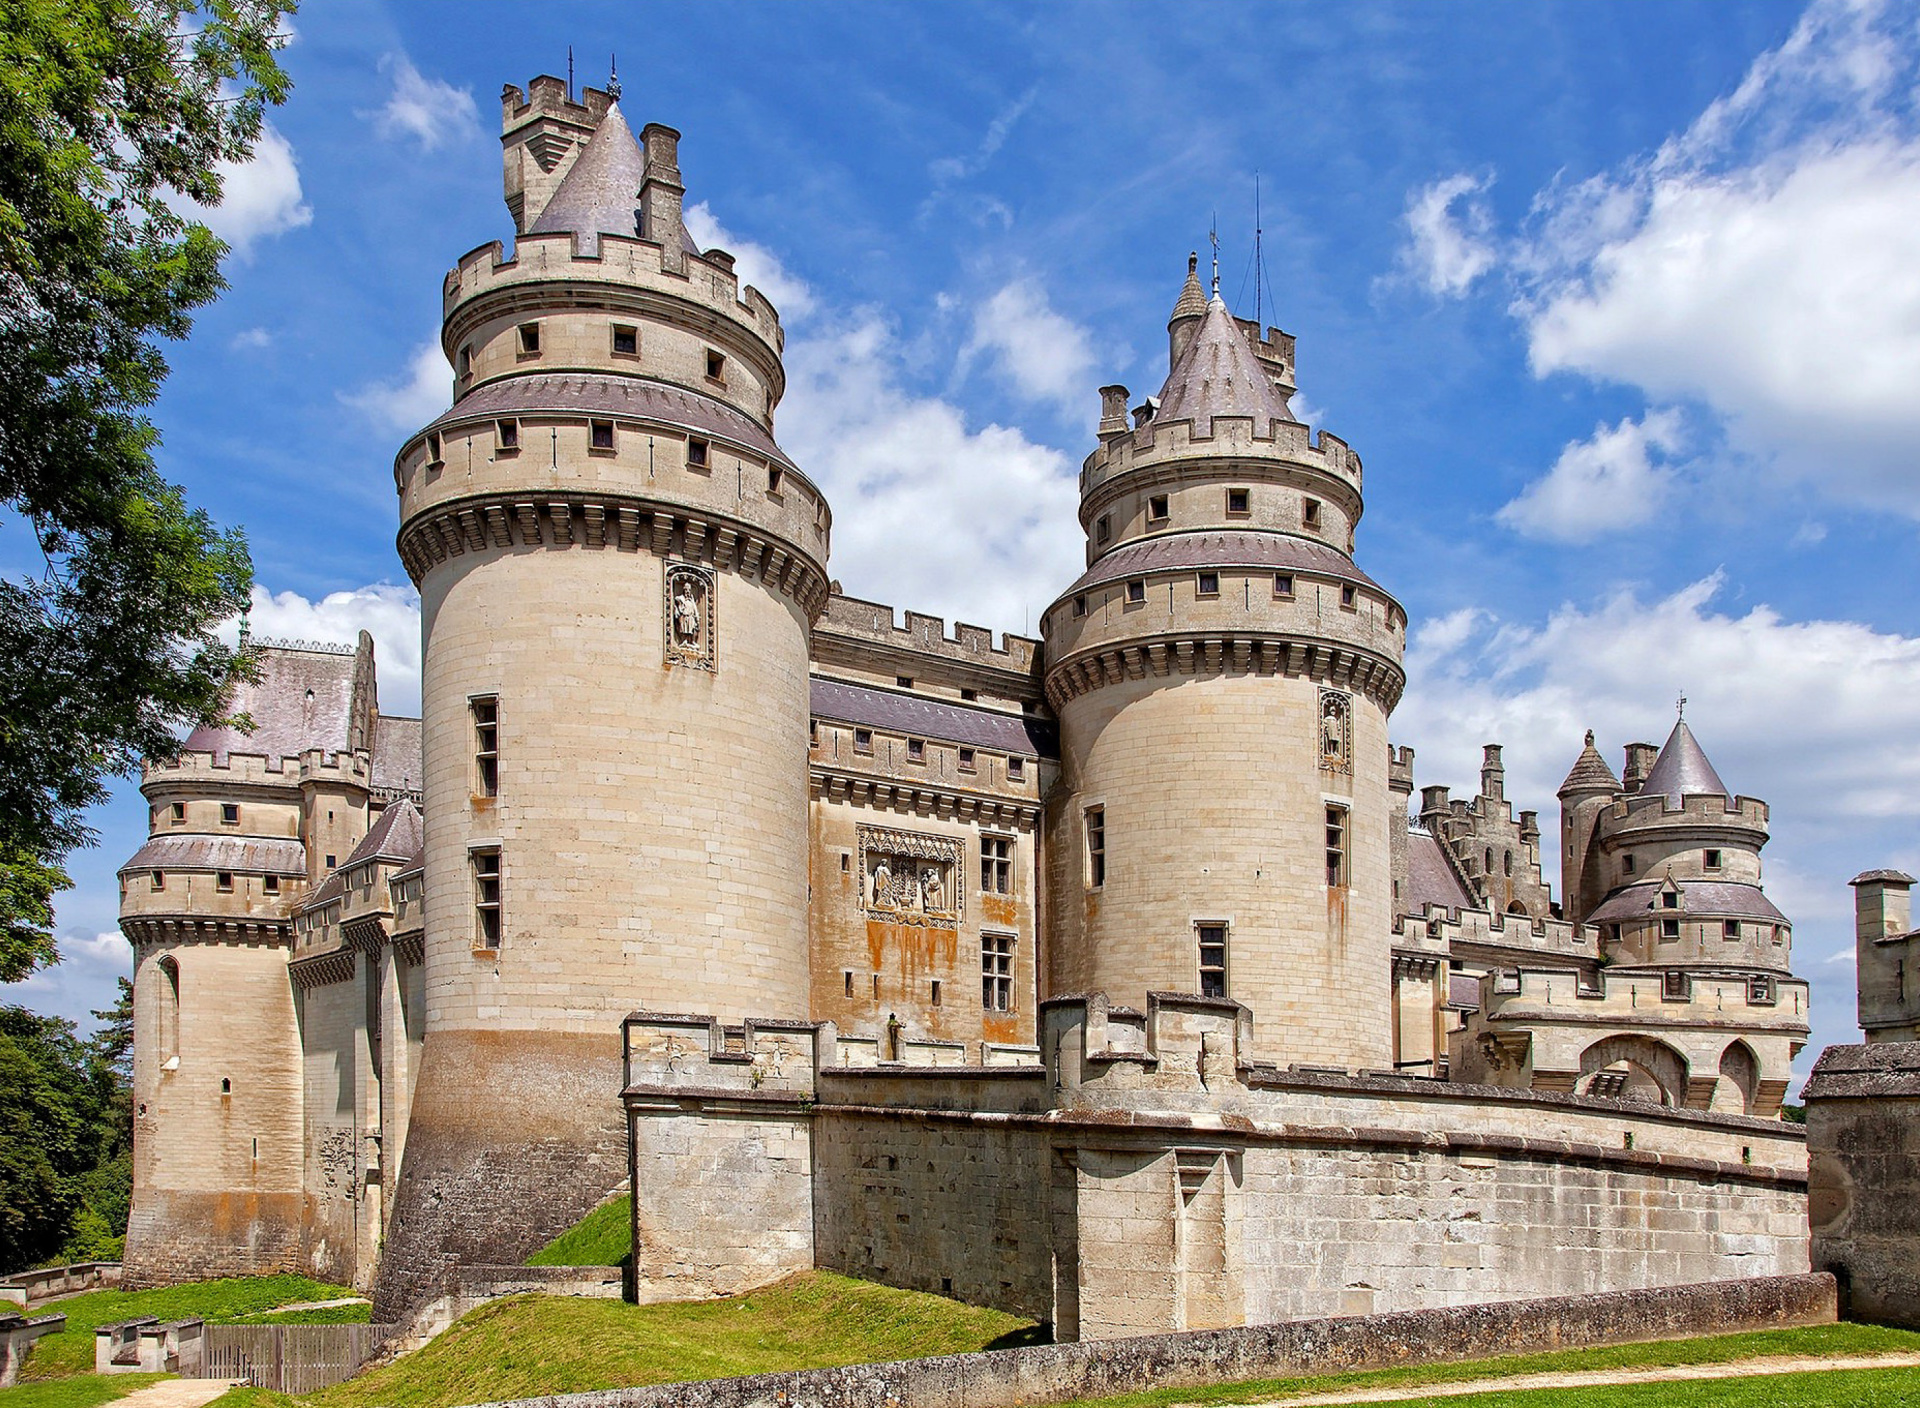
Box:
(1676, 693), (1687, 720)
(1209, 217), (1220, 299)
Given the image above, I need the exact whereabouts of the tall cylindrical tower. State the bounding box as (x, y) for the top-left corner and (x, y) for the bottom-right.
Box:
(375, 79), (829, 1315)
(1042, 261), (1405, 1068)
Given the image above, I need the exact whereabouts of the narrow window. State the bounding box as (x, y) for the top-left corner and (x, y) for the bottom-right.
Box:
(472, 848), (502, 949)
(220, 1078), (231, 1095)
(1274, 573), (1294, 599)
(854, 728), (873, 755)
(1096, 514), (1111, 545)
(844, 971), (854, 998)
(496, 419), (519, 452)
(1086, 807), (1106, 888)
(687, 437), (710, 468)
(425, 432), (443, 466)
(456, 344), (472, 378)
(705, 349), (726, 381)
(1724, 919), (1741, 940)
(1226, 487), (1250, 515)
(1147, 494), (1169, 523)
(1504, 851), (1513, 877)
(1340, 584), (1357, 609)
(930, 979), (942, 1007)
(1197, 571), (1219, 597)
(768, 465), (784, 495)
(325, 854), (336, 870)
(156, 955), (180, 1064)
(982, 933), (1014, 1011)
(981, 835), (1012, 894)
(611, 325), (638, 356)
(151, 870), (165, 892)
(896, 675), (914, 689)
(958, 747), (977, 773)
(1623, 854), (1636, 875)
(872, 973), (880, 999)
(1704, 849), (1723, 870)
(1072, 595), (1087, 618)
(221, 803), (239, 826)
(263, 875), (280, 895)
(589, 419), (615, 451)
(1197, 923), (1228, 998)
(1007, 757), (1026, 782)
(170, 802), (186, 824)
(472, 696), (499, 798)
(1660, 916), (1680, 940)
(1326, 805), (1348, 887)
(1303, 498), (1322, 530)
(216, 871), (234, 893)
(518, 322), (541, 355)
(1126, 579), (1146, 605)
(906, 738), (925, 763)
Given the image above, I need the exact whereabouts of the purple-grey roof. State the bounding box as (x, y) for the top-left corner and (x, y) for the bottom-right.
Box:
(1558, 730), (1621, 796)
(1169, 256), (1208, 323)
(1586, 880), (1787, 926)
(1153, 297), (1297, 436)
(527, 103), (698, 258)
(304, 870), (346, 909)
(1852, 869), (1916, 887)
(1065, 530), (1383, 599)
(183, 643), (357, 765)
(1637, 719), (1732, 804)
(374, 714), (422, 794)
(810, 677), (1056, 758)
(429, 374), (794, 470)
(1406, 829), (1473, 916)
(1445, 973), (1483, 1012)
(344, 798), (423, 869)
(120, 834), (307, 877)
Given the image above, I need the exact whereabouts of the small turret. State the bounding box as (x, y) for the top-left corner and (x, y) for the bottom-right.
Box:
(1480, 744), (1504, 803)
(1167, 252), (1207, 365)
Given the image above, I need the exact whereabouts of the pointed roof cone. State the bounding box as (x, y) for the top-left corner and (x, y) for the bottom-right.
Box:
(1169, 252), (1208, 325)
(1638, 719), (1732, 805)
(1558, 729), (1621, 796)
(1154, 297), (1294, 437)
(529, 104), (698, 257)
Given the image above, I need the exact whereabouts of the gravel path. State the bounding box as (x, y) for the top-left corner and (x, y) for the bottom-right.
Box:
(105, 1379), (243, 1408)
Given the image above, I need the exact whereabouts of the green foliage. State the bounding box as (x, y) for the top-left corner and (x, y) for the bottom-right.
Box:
(209, 1272), (1040, 1408)
(1351, 1365), (1920, 1406)
(231, 1303), (371, 1326)
(21, 1274), (355, 1378)
(0, 1372), (167, 1408)
(0, 0), (297, 981)
(1780, 1101), (1807, 1124)
(0, 1006), (122, 1272)
(524, 1195), (632, 1267)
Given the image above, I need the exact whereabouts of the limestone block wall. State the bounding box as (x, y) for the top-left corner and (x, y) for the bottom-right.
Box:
(293, 958), (377, 1289)
(1806, 1041), (1920, 1326)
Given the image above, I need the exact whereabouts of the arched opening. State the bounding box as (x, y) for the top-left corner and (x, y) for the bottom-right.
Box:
(1506, 901), (1528, 916)
(1716, 1040), (1761, 1115)
(1576, 1034), (1690, 1107)
(154, 952), (180, 1069)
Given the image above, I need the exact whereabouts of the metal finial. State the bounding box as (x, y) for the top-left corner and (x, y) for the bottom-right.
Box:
(1209, 218), (1220, 299)
(237, 606), (251, 650)
(1584, 729), (1594, 746)
(607, 53), (620, 101)
(567, 45), (574, 100)
(1676, 694), (1687, 720)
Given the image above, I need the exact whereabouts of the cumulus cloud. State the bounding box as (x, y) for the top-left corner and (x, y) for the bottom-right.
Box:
(366, 54), (481, 153)
(179, 124), (311, 256)
(342, 339), (450, 435)
(684, 202), (816, 321)
(1397, 172), (1497, 296)
(1496, 409), (1686, 541)
(779, 310), (1083, 631)
(1515, 0), (1920, 512)
(232, 583), (424, 715)
(958, 278), (1098, 418)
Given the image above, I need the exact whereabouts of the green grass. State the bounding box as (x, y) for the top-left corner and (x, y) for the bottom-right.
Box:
(1057, 1322), (1920, 1408)
(229, 1304), (372, 1326)
(210, 1271), (1041, 1408)
(524, 1196), (631, 1268)
(19, 1276), (356, 1380)
(1339, 1365), (1920, 1405)
(0, 1375), (167, 1408)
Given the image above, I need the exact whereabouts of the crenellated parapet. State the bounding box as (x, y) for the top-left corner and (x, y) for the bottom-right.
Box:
(1082, 417), (1357, 499)
(1604, 788), (1769, 843)
(812, 594), (1043, 701)
(1396, 902), (1596, 963)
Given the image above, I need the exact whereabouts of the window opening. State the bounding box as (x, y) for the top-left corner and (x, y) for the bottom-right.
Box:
(1086, 807), (1106, 888)
(1197, 923), (1228, 998)
(518, 323), (540, 355)
(1274, 573), (1294, 599)
(612, 325), (638, 355)
(687, 437), (710, 468)
(473, 849), (502, 949)
(981, 835), (1012, 894)
(1326, 805), (1348, 887)
(1226, 487), (1250, 515)
(982, 933), (1014, 1011)
(1148, 494), (1169, 522)
(590, 419), (615, 451)
(472, 696), (499, 798)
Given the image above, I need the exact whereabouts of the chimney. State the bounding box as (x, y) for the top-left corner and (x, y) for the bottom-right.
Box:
(639, 123), (686, 274)
(1419, 784), (1450, 829)
(1480, 744), (1504, 802)
(1622, 742), (1658, 794)
(1098, 385), (1130, 440)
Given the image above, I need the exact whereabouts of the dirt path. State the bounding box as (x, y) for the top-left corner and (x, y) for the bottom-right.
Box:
(264, 1297), (370, 1313)
(106, 1379), (243, 1408)
(1200, 1351), (1920, 1405)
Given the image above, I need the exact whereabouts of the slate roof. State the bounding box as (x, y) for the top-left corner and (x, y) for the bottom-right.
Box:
(305, 870), (346, 908)
(429, 374), (795, 470)
(1153, 297), (1297, 436)
(1405, 829), (1473, 916)
(1558, 730), (1621, 796)
(810, 677), (1056, 758)
(120, 834), (307, 877)
(1065, 530), (1383, 598)
(1169, 255), (1208, 323)
(374, 714), (422, 795)
(183, 643), (357, 765)
(1853, 869), (1917, 886)
(1585, 880), (1787, 926)
(1446, 973), (1483, 1012)
(527, 103), (699, 258)
(1637, 719), (1732, 805)
(344, 798), (423, 869)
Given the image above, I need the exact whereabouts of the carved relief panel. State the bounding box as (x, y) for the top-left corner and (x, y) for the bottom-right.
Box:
(1319, 689), (1352, 774)
(858, 825), (963, 928)
(664, 563), (716, 670)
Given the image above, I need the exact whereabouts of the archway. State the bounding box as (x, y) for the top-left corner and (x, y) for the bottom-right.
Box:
(1576, 1033), (1689, 1107)
(1716, 1040), (1760, 1115)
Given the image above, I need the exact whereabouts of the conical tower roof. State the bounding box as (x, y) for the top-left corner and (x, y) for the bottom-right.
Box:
(529, 104), (698, 257)
(1638, 719), (1731, 804)
(1558, 729), (1620, 796)
(1154, 297), (1294, 437)
(1169, 253), (1208, 324)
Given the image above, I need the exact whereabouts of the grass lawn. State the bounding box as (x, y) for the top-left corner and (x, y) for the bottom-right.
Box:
(209, 1271), (1041, 1408)
(0, 1376), (168, 1408)
(1057, 1322), (1920, 1408)
(17, 1277), (358, 1380)
(524, 1197), (631, 1268)
(1337, 1365), (1920, 1405)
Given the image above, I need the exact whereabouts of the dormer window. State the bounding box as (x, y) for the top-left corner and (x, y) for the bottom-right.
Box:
(1660, 891), (1679, 909)
(1226, 487), (1251, 515)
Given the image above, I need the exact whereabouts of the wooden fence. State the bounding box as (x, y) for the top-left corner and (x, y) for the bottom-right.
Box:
(201, 1324), (395, 1392)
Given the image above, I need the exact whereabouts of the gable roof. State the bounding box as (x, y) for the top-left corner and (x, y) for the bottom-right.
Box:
(1405, 828), (1474, 916)
(182, 642), (358, 765)
(344, 798), (423, 869)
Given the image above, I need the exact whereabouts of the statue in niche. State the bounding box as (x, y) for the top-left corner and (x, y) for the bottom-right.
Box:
(871, 858), (892, 909)
(664, 563), (716, 669)
(919, 866), (942, 912)
(1320, 689), (1352, 773)
(672, 578), (703, 646)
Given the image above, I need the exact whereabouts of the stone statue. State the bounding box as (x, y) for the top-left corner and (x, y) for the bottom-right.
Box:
(920, 866), (942, 912)
(672, 578), (703, 646)
(871, 858), (892, 909)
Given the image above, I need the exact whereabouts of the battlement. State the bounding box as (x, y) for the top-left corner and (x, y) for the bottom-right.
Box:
(1475, 965), (1809, 1028)
(501, 77), (614, 130)
(1605, 789), (1769, 836)
(1043, 991), (1256, 1092)
(445, 230), (785, 351)
(143, 746), (371, 793)
(1081, 414), (1357, 497)
(1396, 902), (1593, 959)
(1388, 744), (1415, 791)
(815, 593), (1041, 678)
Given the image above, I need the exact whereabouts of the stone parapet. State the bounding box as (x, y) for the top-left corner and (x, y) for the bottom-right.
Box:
(1605, 788), (1770, 841)
(813, 594), (1042, 701)
(1807, 1041), (1920, 1326)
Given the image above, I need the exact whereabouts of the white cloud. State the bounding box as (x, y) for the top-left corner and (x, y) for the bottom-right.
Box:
(959, 279), (1098, 417)
(684, 202), (816, 321)
(1516, 0), (1920, 512)
(1496, 409), (1686, 542)
(366, 54), (481, 153)
(181, 123), (311, 256)
(342, 339), (450, 435)
(231, 583), (424, 716)
(229, 327), (273, 351)
(1398, 172), (1497, 296)
(920, 88), (1037, 225)
(779, 310), (1083, 632)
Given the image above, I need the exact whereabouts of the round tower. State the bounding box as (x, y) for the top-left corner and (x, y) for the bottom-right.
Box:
(376, 79), (829, 1315)
(1041, 264), (1406, 1068)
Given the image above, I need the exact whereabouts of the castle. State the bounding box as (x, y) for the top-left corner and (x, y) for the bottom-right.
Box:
(119, 76), (1812, 1335)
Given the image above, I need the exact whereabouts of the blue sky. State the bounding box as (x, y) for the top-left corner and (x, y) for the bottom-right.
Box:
(15, 0), (1920, 1093)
